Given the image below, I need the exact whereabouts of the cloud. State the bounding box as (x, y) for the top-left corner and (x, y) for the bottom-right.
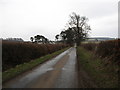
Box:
(0, 0), (118, 40)
(90, 13), (118, 37)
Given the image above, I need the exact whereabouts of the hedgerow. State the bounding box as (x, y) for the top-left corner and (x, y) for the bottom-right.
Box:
(2, 41), (68, 71)
(81, 40), (120, 64)
(95, 40), (120, 63)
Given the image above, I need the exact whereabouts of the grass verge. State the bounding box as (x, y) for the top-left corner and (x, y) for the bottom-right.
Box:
(3, 47), (69, 83)
(77, 47), (118, 88)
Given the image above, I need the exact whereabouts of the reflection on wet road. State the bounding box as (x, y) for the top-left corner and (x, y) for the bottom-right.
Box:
(3, 47), (78, 88)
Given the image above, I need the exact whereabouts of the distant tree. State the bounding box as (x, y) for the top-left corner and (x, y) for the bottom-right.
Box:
(33, 35), (49, 44)
(34, 35), (41, 43)
(60, 31), (67, 44)
(44, 38), (49, 43)
(6, 38), (24, 42)
(65, 28), (75, 45)
(40, 35), (45, 44)
(59, 28), (74, 45)
(42, 37), (49, 44)
(67, 12), (91, 46)
(30, 37), (34, 42)
(55, 34), (59, 41)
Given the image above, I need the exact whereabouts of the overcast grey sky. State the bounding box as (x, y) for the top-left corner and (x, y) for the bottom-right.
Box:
(0, 0), (119, 41)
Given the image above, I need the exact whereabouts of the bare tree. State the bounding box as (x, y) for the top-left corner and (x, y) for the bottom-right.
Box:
(67, 12), (91, 46)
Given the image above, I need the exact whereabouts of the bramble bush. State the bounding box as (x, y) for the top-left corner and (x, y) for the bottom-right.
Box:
(2, 41), (68, 71)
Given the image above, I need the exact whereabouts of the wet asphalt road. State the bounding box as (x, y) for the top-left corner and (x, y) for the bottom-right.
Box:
(3, 47), (79, 88)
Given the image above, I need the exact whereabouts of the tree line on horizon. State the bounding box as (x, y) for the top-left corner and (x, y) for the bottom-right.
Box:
(30, 35), (50, 44)
(30, 12), (91, 45)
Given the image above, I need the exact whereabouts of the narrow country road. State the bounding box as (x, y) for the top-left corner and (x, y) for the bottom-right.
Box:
(3, 47), (97, 88)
